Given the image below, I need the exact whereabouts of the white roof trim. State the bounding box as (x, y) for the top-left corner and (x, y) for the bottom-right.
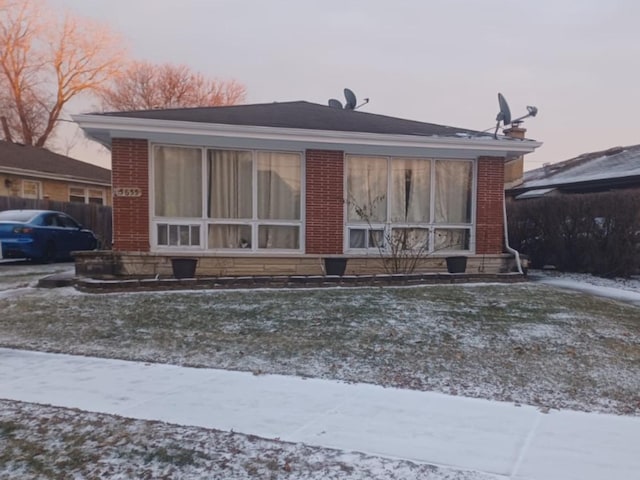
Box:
(515, 188), (556, 200)
(73, 114), (542, 156)
(0, 166), (111, 187)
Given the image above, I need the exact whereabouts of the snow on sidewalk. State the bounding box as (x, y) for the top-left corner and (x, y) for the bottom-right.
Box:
(1, 348), (639, 480)
(531, 271), (640, 306)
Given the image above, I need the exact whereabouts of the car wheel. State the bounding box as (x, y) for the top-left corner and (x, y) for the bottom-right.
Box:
(40, 242), (57, 264)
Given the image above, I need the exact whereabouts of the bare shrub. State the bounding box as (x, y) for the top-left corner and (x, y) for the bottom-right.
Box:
(507, 190), (640, 277)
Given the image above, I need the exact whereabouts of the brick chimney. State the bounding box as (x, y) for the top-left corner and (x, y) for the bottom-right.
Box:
(503, 125), (526, 140)
(503, 125), (527, 189)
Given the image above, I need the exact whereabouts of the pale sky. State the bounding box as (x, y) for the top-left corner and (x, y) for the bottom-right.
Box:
(49, 0), (640, 171)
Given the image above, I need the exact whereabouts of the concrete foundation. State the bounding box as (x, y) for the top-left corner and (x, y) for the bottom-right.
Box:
(73, 251), (517, 279)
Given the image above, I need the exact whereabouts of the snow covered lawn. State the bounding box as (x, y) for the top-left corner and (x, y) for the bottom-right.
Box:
(0, 399), (495, 480)
(1, 267), (639, 479)
(1, 280), (638, 415)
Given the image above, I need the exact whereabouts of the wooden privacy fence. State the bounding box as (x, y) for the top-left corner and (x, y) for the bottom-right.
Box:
(0, 196), (112, 249)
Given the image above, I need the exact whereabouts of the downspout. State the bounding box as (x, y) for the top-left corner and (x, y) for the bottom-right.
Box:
(503, 194), (523, 274)
(502, 125), (528, 275)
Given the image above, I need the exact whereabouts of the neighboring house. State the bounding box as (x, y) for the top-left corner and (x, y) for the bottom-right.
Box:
(0, 140), (112, 205)
(505, 145), (640, 276)
(507, 144), (640, 200)
(73, 101), (540, 277)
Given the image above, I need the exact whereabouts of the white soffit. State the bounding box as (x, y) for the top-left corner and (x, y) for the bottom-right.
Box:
(73, 114), (542, 157)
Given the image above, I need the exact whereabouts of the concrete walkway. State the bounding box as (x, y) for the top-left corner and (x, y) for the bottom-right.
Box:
(1, 348), (639, 479)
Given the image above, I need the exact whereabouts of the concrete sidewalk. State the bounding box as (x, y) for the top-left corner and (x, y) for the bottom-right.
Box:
(1, 348), (638, 479)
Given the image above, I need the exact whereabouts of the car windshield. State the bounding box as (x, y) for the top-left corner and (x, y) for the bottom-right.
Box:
(0, 210), (38, 223)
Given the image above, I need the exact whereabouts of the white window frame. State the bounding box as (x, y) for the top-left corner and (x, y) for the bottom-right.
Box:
(149, 144), (305, 253)
(344, 155), (476, 255)
(87, 188), (106, 205)
(22, 179), (41, 199)
(69, 186), (105, 204)
(155, 221), (202, 248)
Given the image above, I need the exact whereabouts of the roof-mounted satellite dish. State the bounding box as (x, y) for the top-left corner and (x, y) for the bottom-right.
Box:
(327, 88), (369, 110)
(494, 93), (511, 138)
(344, 88), (357, 110)
(493, 92), (538, 138)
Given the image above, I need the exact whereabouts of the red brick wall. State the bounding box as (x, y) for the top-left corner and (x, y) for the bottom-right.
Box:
(305, 149), (344, 254)
(476, 156), (505, 254)
(111, 138), (150, 252)
(108, 144), (505, 256)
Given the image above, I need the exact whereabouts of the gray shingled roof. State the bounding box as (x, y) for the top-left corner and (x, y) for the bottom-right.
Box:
(0, 141), (111, 184)
(101, 101), (489, 138)
(524, 145), (640, 187)
(510, 144), (640, 195)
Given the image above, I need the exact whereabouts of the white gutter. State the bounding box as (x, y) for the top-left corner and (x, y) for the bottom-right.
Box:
(0, 166), (111, 187)
(503, 194), (523, 274)
(72, 114), (542, 156)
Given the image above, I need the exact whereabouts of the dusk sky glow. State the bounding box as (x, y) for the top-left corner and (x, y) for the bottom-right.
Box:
(50, 0), (640, 171)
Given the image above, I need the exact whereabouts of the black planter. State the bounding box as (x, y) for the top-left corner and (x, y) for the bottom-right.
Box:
(324, 257), (348, 276)
(445, 256), (467, 274)
(171, 258), (198, 279)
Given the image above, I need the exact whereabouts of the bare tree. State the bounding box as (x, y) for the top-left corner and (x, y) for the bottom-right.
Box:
(99, 61), (247, 111)
(0, 0), (124, 146)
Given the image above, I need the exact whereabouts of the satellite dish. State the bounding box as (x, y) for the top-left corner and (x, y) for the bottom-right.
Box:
(510, 104), (539, 125)
(356, 98), (370, 109)
(488, 92), (539, 138)
(344, 88), (357, 110)
(328, 99), (343, 109)
(497, 93), (512, 125)
(494, 92), (512, 138)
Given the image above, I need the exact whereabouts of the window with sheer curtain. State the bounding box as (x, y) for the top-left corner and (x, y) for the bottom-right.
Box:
(434, 160), (473, 250)
(207, 150), (253, 249)
(256, 151), (301, 249)
(346, 155), (473, 253)
(152, 146), (302, 251)
(391, 158), (431, 223)
(154, 146), (202, 218)
(206, 149), (301, 250)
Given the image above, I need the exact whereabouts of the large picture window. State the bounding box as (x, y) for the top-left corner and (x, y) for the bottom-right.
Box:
(346, 155), (473, 253)
(152, 145), (302, 251)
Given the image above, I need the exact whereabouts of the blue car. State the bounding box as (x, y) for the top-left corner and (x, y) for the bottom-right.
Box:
(0, 209), (98, 262)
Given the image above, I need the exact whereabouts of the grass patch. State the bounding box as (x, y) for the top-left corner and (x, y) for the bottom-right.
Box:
(0, 283), (638, 414)
(0, 400), (491, 480)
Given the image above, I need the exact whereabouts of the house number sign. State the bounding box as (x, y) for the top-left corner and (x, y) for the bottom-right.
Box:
(114, 187), (142, 197)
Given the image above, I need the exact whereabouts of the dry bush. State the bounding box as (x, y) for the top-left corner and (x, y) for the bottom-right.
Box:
(507, 190), (640, 277)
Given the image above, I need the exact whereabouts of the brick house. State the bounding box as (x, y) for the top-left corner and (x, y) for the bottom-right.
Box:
(73, 101), (540, 277)
(0, 140), (111, 205)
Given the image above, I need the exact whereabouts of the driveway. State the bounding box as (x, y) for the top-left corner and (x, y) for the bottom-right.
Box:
(0, 260), (74, 293)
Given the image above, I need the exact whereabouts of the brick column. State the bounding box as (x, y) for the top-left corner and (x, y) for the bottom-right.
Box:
(476, 156), (505, 254)
(111, 138), (150, 252)
(305, 149), (344, 254)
